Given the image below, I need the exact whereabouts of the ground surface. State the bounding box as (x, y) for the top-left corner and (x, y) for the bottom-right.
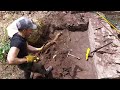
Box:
(89, 12), (120, 79)
(34, 29), (97, 79)
(1, 11), (119, 79)
(30, 12), (97, 79)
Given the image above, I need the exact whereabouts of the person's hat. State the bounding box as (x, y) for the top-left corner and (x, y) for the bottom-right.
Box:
(16, 17), (37, 30)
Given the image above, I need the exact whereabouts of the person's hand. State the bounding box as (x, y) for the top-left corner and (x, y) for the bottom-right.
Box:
(26, 55), (40, 63)
(36, 47), (42, 51)
(36, 46), (44, 51)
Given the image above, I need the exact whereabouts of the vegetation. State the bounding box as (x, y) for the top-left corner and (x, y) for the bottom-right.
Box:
(0, 29), (10, 63)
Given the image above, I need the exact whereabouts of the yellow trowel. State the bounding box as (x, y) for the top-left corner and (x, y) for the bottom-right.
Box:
(86, 48), (90, 60)
(86, 41), (112, 61)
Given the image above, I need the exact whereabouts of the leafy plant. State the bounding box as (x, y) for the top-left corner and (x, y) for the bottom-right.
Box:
(0, 28), (10, 63)
(0, 41), (10, 63)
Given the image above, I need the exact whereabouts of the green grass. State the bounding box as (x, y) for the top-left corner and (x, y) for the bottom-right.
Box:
(0, 28), (10, 63)
(0, 41), (10, 63)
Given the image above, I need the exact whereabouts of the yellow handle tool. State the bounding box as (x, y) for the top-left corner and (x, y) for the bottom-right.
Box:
(96, 12), (120, 34)
(86, 48), (90, 61)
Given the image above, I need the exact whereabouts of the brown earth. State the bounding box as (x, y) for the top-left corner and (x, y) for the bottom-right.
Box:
(32, 29), (97, 79)
(0, 11), (110, 79)
(30, 12), (97, 79)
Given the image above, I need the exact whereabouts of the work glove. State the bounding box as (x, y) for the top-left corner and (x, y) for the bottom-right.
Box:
(25, 54), (40, 63)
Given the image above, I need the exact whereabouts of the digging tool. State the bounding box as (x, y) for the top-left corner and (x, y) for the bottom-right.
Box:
(86, 41), (113, 61)
(37, 32), (62, 54)
(68, 53), (81, 60)
(86, 48), (90, 60)
(96, 12), (120, 42)
(35, 32), (62, 61)
(67, 50), (81, 60)
(98, 19), (120, 40)
(96, 12), (120, 34)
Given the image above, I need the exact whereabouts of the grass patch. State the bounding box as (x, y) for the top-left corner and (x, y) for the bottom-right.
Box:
(0, 41), (10, 63)
(0, 28), (10, 63)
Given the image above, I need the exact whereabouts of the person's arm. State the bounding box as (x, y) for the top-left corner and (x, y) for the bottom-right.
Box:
(39, 32), (62, 53)
(27, 32), (62, 53)
(7, 47), (27, 65)
(27, 44), (39, 52)
(27, 41), (55, 53)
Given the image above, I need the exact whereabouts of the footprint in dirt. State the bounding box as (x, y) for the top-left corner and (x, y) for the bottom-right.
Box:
(72, 65), (83, 79)
(32, 72), (56, 79)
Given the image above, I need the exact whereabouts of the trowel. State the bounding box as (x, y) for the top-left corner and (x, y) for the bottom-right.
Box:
(86, 41), (113, 61)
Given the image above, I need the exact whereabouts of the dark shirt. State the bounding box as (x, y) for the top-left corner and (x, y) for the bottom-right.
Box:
(10, 33), (28, 58)
(10, 33), (31, 70)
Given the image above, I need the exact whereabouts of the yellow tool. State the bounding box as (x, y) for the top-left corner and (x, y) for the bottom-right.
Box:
(86, 48), (90, 60)
(86, 41), (112, 61)
(96, 12), (120, 34)
(86, 12), (118, 60)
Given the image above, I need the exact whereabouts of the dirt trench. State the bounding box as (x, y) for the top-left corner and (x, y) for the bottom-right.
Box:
(1, 11), (120, 79)
(33, 30), (97, 79)
(0, 11), (98, 79)
(32, 12), (97, 79)
(30, 12), (120, 79)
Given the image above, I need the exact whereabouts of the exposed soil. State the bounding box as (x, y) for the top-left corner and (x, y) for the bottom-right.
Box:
(0, 11), (98, 79)
(32, 28), (97, 79)
(30, 12), (97, 79)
